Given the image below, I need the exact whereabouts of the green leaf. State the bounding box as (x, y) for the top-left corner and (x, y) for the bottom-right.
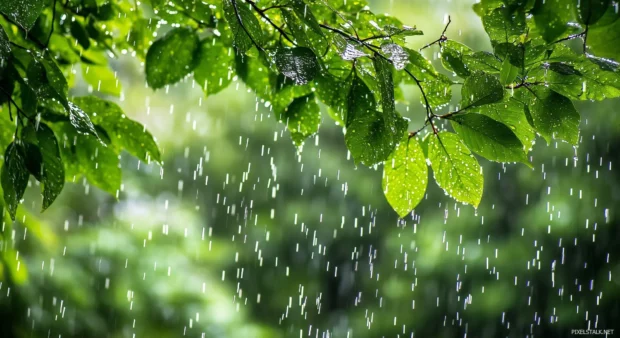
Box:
(0, 0), (45, 30)
(222, 0), (265, 53)
(381, 43), (409, 70)
(70, 20), (91, 50)
(274, 47), (319, 85)
(373, 56), (395, 116)
(428, 131), (483, 207)
(82, 64), (122, 96)
(145, 27), (199, 89)
(462, 51), (502, 73)
(481, 7), (526, 45)
(523, 87), (580, 144)
(315, 73), (349, 125)
(279, 93), (320, 146)
(345, 109), (407, 166)
(532, 56), (620, 101)
(194, 39), (234, 96)
(499, 58), (519, 85)
(290, 0), (324, 37)
(404, 48), (453, 107)
(346, 74), (376, 126)
(68, 101), (99, 139)
(128, 19), (156, 59)
(475, 97), (536, 148)
(461, 71), (504, 109)
(76, 134), (121, 195)
(440, 40), (473, 78)
(333, 35), (368, 60)
(576, 0), (610, 25)
(530, 0), (574, 42)
(449, 113), (529, 164)
(382, 136), (428, 217)
(72, 96), (161, 163)
(0, 26), (10, 72)
(587, 16), (620, 60)
(1, 142), (29, 220)
(36, 124), (65, 210)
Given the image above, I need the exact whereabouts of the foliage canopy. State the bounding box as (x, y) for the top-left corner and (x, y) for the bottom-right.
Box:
(0, 0), (619, 219)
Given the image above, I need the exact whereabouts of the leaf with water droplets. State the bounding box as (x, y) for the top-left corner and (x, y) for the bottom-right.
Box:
(279, 93), (320, 146)
(0, 0), (45, 30)
(345, 107), (407, 166)
(576, 0), (611, 25)
(461, 71), (504, 109)
(222, 0), (265, 53)
(36, 124), (65, 210)
(373, 56), (396, 117)
(76, 132), (121, 196)
(381, 43), (408, 70)
(333, 35), (368, 61)
(382, 136), (428, 217)
(73, 96), (161, 163)
(522, 87), (580, 145)
(475, 97), (536, 149)
(0, 26), (10, 72)
(275, 47), (319, 85)
(290, 0), (324, 37)
(68, 101), (99, 139)
(429, 131), (483, 207)
(145, 27), (199, 89)
(481, 7), (526, 45)
(1, 142), (29, 220)
(530, 0), (574, 42)
(440, 40), (472, 78)
(194, 39), (234, 96)
(449, 113), (529, 165)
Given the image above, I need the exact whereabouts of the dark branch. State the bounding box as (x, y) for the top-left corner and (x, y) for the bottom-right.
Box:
(247, 0), (295, 45)
(420, 15), (451, 51)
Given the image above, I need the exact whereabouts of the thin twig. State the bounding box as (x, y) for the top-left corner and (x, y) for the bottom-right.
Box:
(552, 31), (586, 44)
(247, 0), (295, 45)
(420, 16), (451, 51)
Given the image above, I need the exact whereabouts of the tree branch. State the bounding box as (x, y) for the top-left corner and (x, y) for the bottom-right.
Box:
(420, 15), (451, 51)
(246, 0), (295, 45)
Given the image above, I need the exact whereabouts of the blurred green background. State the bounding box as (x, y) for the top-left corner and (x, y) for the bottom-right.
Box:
(1, 0), (619, 337)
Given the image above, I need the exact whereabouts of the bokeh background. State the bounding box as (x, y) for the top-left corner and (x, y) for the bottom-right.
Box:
(1, 0), (619, 337)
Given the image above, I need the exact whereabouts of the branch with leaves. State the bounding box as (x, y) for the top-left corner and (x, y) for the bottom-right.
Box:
(0, 0), (619, 220)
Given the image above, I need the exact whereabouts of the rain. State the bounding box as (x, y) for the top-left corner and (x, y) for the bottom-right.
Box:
(0, 0), (618, 337)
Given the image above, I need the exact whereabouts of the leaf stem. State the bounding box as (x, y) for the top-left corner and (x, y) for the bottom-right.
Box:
(420, 15), (450, 51)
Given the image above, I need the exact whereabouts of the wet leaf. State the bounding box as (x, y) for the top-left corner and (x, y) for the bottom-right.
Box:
(194, 39), (234, 96)
(73, 96), (161, 163)
(440, 40), (473, 78)
(429, 131), (483, 207)
(449, 113), (529, 164)
(145, 27), (199, 89)
(279, 93), (320, 146)
(76, 133), (121, 195)
(382, 136), (428, 217)
(275, 47), (319, 85)
(461, 71), (504, 109)
(0, 0), (45, 30)
(345, 109), (407, 166)
(222, 0), (265, 53)
(36, 124), (65, 210)
(1, 142), (29, 220)
(523, 87), (580, 145)
(68, 101), (99, 139)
